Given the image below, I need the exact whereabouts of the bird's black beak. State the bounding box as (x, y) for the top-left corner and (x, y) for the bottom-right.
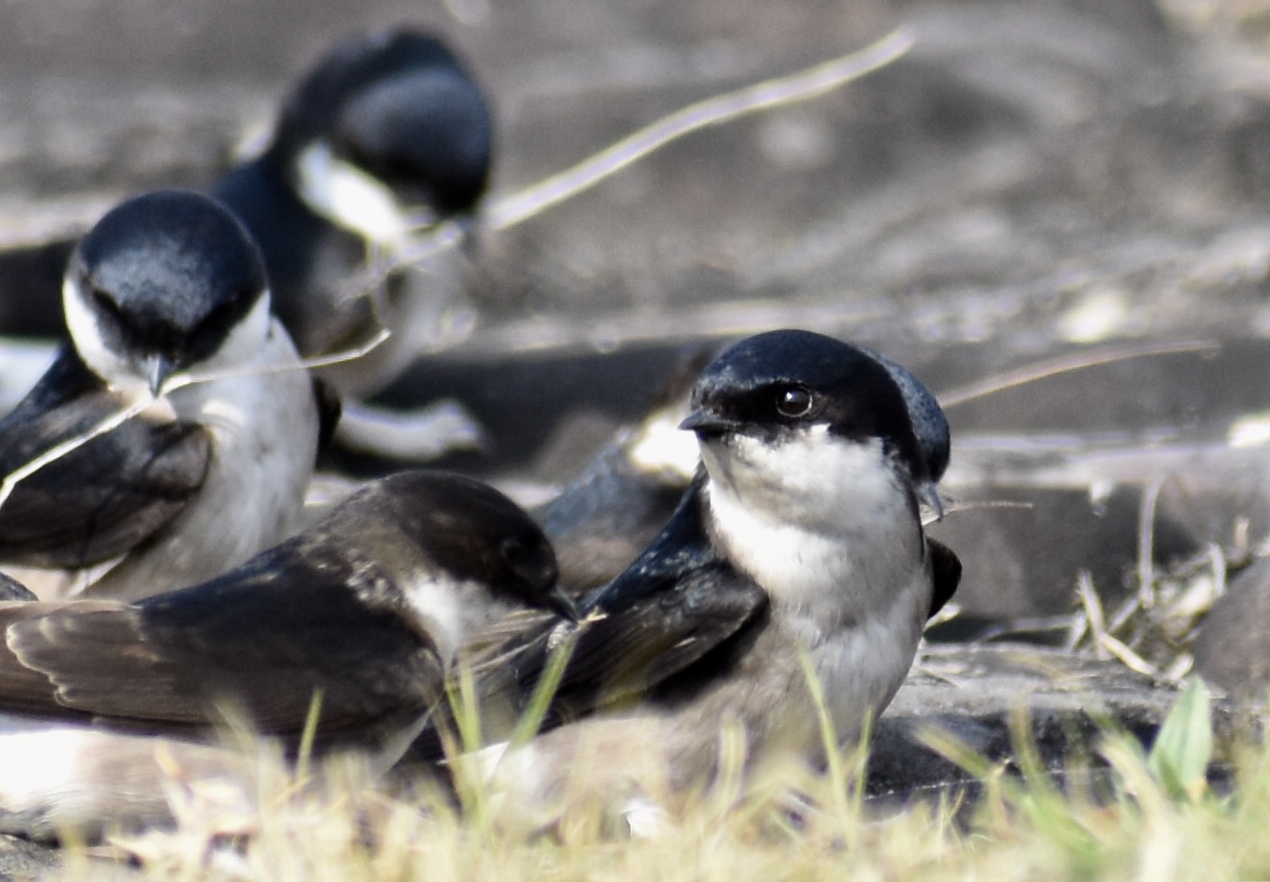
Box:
(547, 586), (581, 623)
(142, 353), (176, 397)
(678, 408), (741, 439)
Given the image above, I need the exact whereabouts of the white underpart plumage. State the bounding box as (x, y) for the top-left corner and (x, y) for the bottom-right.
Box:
(0, 720), (85, 813)
(700, 424), (930, 738)
(481, 423), (935, 829)
(0, 721), (171, 838)
(54, 288), (319, 601)
(402, 573), (527, 671)
(295, 140), (425, 252)
(0, 719), (248, 839)
(701, 427), (914, 602)
(400, 576), (467, 670)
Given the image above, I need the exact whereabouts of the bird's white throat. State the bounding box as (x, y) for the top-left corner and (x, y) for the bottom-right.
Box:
(401, 576), (519, 671)
(700, 427), (922, 610)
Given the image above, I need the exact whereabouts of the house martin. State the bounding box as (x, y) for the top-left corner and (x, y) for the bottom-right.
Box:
(0, 189), (329, 601)
(461, 330), (960, 831)
(0, 470), (572, 839)
(213, 28), (492, 458)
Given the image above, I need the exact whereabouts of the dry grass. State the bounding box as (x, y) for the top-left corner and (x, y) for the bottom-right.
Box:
(26, 678), (1264, 882)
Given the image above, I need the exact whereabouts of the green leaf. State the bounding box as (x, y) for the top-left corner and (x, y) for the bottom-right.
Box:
(1147, 678), (1213, 802)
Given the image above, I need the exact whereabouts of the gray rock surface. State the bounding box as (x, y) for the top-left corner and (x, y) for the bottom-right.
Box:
(2, 0), (1268, 355)
(0, 832), (59, 880)
(1195, 558), (1270, 701)
(869, 643), (1226, 803)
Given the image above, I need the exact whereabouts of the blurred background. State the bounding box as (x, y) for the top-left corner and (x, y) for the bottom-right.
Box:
(8, 0), (1267, 356)
(5, 0), (1270, 660)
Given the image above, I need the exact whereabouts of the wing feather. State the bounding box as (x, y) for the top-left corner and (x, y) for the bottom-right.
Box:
(415, 480), (768, 759)
(0, 349), (211, 568)
(2, 546), (445, 746)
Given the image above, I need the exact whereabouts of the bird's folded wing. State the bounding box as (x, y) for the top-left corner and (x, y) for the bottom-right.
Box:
(0, 561), (445, 744)
(0, 350), (211, 568)
(503, 476), (767, 714)
(517, 562), (768, 719)
(423, 557), (767, 762)
(0, 600), (116, 717)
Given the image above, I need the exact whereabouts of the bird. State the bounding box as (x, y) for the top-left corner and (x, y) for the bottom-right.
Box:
(0, 188), (330, 602)
(535, 339), (951, 595)
(458, 329), (961, 832)
(0, 469), (574, 840)
(212, 28), (493, 459)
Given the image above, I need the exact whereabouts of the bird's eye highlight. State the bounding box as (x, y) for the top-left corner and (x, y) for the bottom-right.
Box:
(775, 385), (814, 418)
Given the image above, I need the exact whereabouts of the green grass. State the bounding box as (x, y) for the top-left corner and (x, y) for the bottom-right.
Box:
(35, 675), (1266, 882)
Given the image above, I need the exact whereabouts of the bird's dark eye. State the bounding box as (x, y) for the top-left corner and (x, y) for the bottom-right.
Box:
(89, 288), (136, 345)
(91, 289), (124, 324)
(499, 536), (543, 580)
(499, 536), (529, 567)
(498, 534), (556, 590)
(775, 385), (814, 418)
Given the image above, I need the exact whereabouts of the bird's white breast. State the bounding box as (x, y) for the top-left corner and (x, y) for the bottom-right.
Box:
(86, 308), (319, 600)
(701, 428), (923, 609)
(700, 427), (930, 740)
(0, 718), (248, 839)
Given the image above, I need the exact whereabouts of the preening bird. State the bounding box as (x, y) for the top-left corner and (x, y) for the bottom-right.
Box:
(213, 28), (493, 459)
(0, 470), (573, 839)
(0, 189), (329, 602)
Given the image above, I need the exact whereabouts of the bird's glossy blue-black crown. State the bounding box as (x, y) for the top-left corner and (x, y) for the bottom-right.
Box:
(861, 347), (950, 483)
(687, 329), (940, 484)
(274, 28), (492, 213)
(71, 189), (267, 365)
